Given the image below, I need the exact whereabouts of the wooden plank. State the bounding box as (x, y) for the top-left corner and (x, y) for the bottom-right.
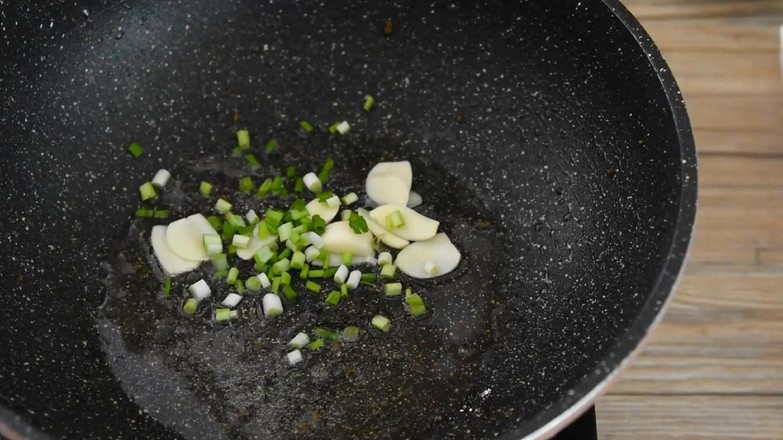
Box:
(625, 0), (783, 20)
(694, 129), (783, 156)
(611, 271), (783, 394)
(758, 248), (783, 267)
(596, 395), (783, 439)
(699, 155), (783, 188)
(686, 95), (783, 132)
(642, 20), (783, 52)
(665, 51), (783, 95)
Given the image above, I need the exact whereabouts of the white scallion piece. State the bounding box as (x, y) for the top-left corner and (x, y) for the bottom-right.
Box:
(369, 205), (439, 241)
(165, 214), (219, 262)
(151, 169), (171, 188)
(378, 252), (393, 266)
(335, 121), (351, 135)
(334, 264), (349, 284)
(188, 279), (212, 301)
(222, 293), (243, 308)
(396, 233), (461, 279)
(407, 190), (423, 208)
(305, 198), (338, 223)
(150, 225), (200, 276)
(262, 293), (283, 317)
(257, 273), (271, 288)
(287, 349), (303, 366)
(288, 332), (310, 349)
(340, 209), (352, 221)
(203, 234), (223, 256)
(325, 195), (341, 208)
(345, 270), (361, 289)
(311, 254), (377, 267)
(321, 221), (375, 257)
(365, 161), (412, 207)
(356, 208), (409, 249)
(232, 234), (251, 249)
(303, 172), (323, 192)
(304, 245), (321, 262)
(341, 192), (358, 205)
(245, 209), (259, 224)
(302, 232), (325, 249)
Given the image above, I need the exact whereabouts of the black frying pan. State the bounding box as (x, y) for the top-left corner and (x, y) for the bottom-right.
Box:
(0, 0), (697, 439)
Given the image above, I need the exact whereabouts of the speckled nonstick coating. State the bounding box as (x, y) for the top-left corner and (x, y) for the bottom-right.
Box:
(0, 0), (696, 439)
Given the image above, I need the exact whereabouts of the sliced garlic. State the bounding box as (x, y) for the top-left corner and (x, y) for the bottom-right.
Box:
(165, 214), (219, 262)
(306, 198), (339, 223)
(365, 161), (412, 207)
(407, 190), (423, 208)
(321, 221), (375, 257)
(151, 225), (201, 276)
(395, 233), (461, 279)
(236, 226), (278, 260)
(369, 205), (439, 242)
(356, 208), (409, 249)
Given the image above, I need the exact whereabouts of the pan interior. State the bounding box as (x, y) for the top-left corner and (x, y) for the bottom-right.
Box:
(0, 0), (687, 439)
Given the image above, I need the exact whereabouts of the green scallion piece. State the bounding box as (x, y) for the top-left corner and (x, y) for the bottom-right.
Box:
(341, 252), (353, 266)
(206, 215), (222, 232)
(280, 271), (292, 286)
(299, 263), (310, 279)
(361, 273), (377, 284)
(291, 251), (306, 269)
(363, 95), (375, 112)
(135, 207), (154, 218)
(278, 248), (292, 260)
(227, 245), (237, 255)
(406, 294), (427, 317)
(153, 209), (169, 218)
(282, 285), (298, 301)
(384, 282), (403, 296)
(348, 213), (369, 234)
(300, 120), (314, 133)
(199, 181), (213, 197)
(128, 142), (144, 158)
(386, 209), (405, 229)
(238, 176), (254, 193)
(225, 213), (246, 228)
(274, 258), (291, 273)
(340, 284), (349, 297)
(271, 277), (281, 293)
(286, 165), (297, 179)
(265, 138), (278, 153)
(277, 222), (294, 241)
(237, 129), (250, 148)
(342, 326), (360, 341)
(340, 192), (358, 205)
(226, 267), (239, 285)
(380, 264), (397, 279)
(294, 178), (304, 193)
(254, 246), (275, 264)
(325, 291), (341, 306)
(307, 338), (324, 351)
(315, 327), (340, 341)
(308, 269), (324, 279)
(235, 279), (245, 294)
(182, 298), (198, 315)
(162, 278), (171, 298)
(305, 281), (321, 293)
(310, 215), (326, 235)
(245, 154), (261, 170)
(246, 276), (262, 292)
(215, 198), (233, 214)
(256, 178), (273, 198)
(265, 209), (284, 227)
(232, 146), (244, 157)
(139, 182), (157, 201)
(371, 315), (392, 332)
(318, 158), (335, 183)
(317, 191), (335, 203)
(323, 267), (338, 278)
(215, 308), (234, 322)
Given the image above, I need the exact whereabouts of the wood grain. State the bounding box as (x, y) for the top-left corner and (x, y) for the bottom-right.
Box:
(595, 0), (783, 438)
(597, 395), (783, 439)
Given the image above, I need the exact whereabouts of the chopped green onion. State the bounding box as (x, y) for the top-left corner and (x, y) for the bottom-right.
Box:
(378, 252), (393, 266)
(334, 264), (349, 284)
(291, 251), (306, 269)
(371, 315), (392, 332)
(328, 122), (340, 133)
(215, 308), (238, 322)
(200, 181), (213, 197)
(305, 281), (321, 293)
(323, 267), (338, 278)
(282, 285), (298, 301)
(348, 213), (369, 234)
(308, 269), (324, 279)
(135, 207), (154, 218)
(265, 138), (278, 153)
(246, 276), (262, 292)
(271, 277), (281, 293)
(221, 221), (236, 241)
(206, 215), (222, 231)
(203, 234), (223, 255)
(342, 326), (360, 341)
(384, 282), (402, 296)
(317, 191), (335, 203)
(246, 209), (260, 225)
(277, 222), (294, 241)
(406, 294), (427, 317)
(310, 215), (326, 235)
(318, 249), (329, 266)
(307, 338), (324, 351)
(300, 120), (315, 133)
(340, 209), (352, 221)
(254, 246), (275, 264)
(128, 142), (143, 158)
(232, 146), (244, 157)
(325, 291), (341, 306)
(215, 198), (233, 214)
(237, 129), (250, 148)
(361, 273), (377, 284)
(286, 165), (297, 179)
(235, 279), (246, 294)
(381, 264), (397, 279)
(262, 292), (284, 315)
(299, 263), (310, 279)
(386, 209), (405, 229)
(341, 252), (353, 266)
(153, 209), (169, 218)
(182, 298), (198, 315)
(341, 192), (358, 205)
(303, 172), (323, 193)
(226, 267), (239, 285)
(363, 95), (375, 112)
(256, 221), (271, 239)
(280, 271), (292, 286)
(139, 182), (157, 201)
(225, 213), (246, 228)
(245, 154), (261, 170)
(289, 332), (310, 349)
(227, 245), (238, 255)
(278, 248), (292, 261)
(256, 178), (273, 198)
(318, 158), (335, 183)
(294, 178), (304, 193)
(335, 121), (351, 135)
(211, 253), (229, 271)
(265, 209), (284, 227)
(232, 234), (251, 249)
(340, 284), (349, 297)
(274, 258), (291, 273)
(239, 176), (254, 193)
(315, 327), (340, 341)
(346, 270), (361, 289)
(214, 269), (228, 280)
(162, 278), (171, 298)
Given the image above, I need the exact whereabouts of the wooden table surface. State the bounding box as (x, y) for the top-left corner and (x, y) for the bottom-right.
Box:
(595, 1), (783, 439)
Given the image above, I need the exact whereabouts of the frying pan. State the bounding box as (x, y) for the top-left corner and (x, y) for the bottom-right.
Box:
(0, 0), (697, 438)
